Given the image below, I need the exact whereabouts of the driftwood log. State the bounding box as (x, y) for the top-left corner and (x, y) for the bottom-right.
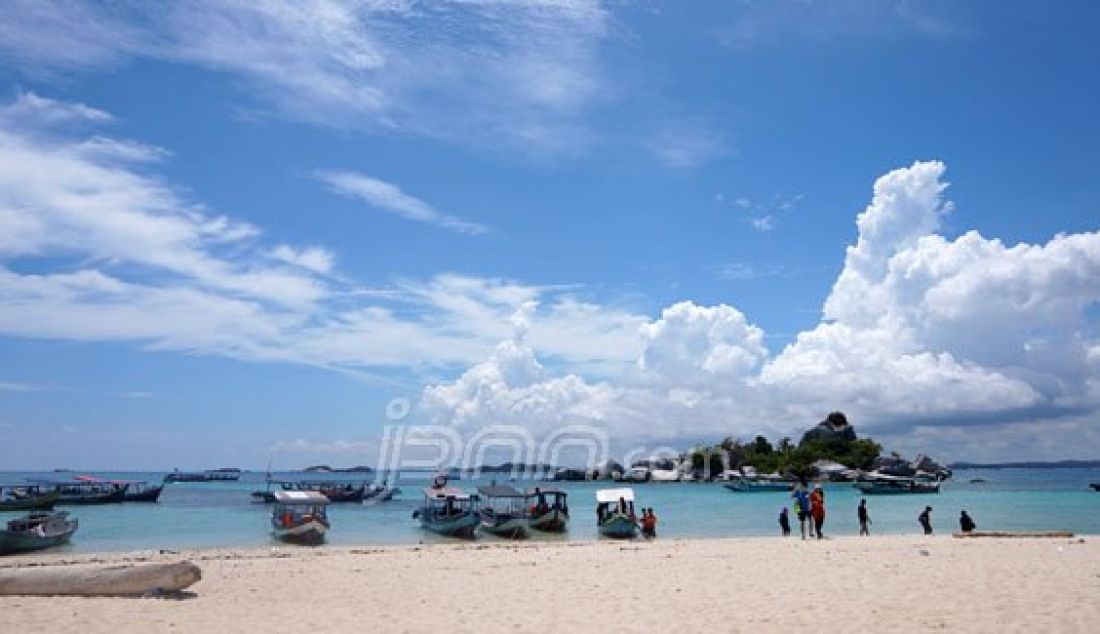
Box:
(953, 531), (1075, 539)
(0, 561), (201, 596)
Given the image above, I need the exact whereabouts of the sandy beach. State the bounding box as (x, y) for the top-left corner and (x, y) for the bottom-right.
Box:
(1, 535), (1097, 633)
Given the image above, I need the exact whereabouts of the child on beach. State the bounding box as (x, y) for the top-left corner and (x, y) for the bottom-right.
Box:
(959, 510), (976, 533)
(858, 499), (871, 536)
(778, 507), (791, 536)
(919, 506), (933, 535)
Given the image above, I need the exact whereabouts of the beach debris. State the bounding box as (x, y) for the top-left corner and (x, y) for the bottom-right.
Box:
(952, 531), (1074, 539)
(0, 560), (201, 597)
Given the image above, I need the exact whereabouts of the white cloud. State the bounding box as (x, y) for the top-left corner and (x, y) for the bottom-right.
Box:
(0, 380), (41, 392)
(647, 119), (728, 168)
(315, 170), (488, 235)
(0, 1), (613, 153)
(420, 160), (1100, 457)
(748, 215), (774, 232)
(269, 245), (335, 275)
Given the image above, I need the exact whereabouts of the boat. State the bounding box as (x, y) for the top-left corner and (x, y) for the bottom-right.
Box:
(367, 483), (400, 502)
(73, 476), (163, 503)
(0, 511), (78, 555)
(252, 480), (367, 503)
(595, 488), (639, 538)
(723, 478), (791, 493)
(19, 481), (128, 505)
(164, 468), (241, 483)
(1090, 483), (1100, 492)
(0, 486), (59, 512)
(526, 488), (568, 532)
(649, 469), (681, 483)
(413, 480), (480, 538)
(854, 474), (940, 495)
(270, 490), (330, 544)
(476, 485), (530, 539)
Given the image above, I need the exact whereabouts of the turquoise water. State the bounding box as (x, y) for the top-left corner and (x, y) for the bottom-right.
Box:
(1, 469), (1098, 553)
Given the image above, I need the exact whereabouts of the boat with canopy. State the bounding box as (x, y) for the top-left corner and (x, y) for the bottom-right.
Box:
(270, 490), (330, 544)
(477, 485), (530, 538)
(595, 488), (639, 538)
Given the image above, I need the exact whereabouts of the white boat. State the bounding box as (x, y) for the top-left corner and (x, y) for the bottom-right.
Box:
(595, 488), (639, 538)
(649, 469), (681, 483)
(622, 467), (650, 483)
(270, 490), (330, 543)
(854, 473), (940, 495)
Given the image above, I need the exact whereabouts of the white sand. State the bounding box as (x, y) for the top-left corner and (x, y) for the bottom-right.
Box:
(2, 535), (1098, 633)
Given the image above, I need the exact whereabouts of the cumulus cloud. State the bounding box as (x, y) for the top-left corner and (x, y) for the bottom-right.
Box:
(315, 170), (488, 235)
(420, 160), (1100, 457)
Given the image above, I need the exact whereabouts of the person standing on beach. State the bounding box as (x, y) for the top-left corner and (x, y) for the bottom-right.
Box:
(810, 485), (826, 539)
(642, 508), (658, 538)
(919, 506), (933, 535)
(858, 499), (871, 536)
(778, 507), (791, 536)
(792, 485), (810, 539)
(959, 510), (976, 533)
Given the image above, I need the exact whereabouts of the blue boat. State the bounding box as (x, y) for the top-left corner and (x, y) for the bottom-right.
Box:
(596, 488), (639, 538)
(414, 482), (480, 538)
(723, 478), (791, 493)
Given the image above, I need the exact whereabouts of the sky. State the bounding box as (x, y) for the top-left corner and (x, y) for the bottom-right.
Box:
(0, 0), (1098, 470)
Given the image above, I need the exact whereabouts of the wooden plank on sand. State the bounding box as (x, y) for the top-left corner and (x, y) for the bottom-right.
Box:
(953, 531), (1075, 539)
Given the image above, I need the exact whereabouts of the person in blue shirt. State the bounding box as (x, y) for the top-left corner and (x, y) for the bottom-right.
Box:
(791, 484), (811, 540)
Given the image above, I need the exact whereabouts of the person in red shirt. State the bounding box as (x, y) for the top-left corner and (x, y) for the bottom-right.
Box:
(641, 508), (657, 538)
(809, 485), (826, 539)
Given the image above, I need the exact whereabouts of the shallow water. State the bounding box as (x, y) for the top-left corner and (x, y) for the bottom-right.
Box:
(1, 469), (1097, 553)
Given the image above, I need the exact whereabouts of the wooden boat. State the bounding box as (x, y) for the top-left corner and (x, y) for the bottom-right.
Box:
(0, 486), (59, 512)
(854, 474), (940, 495)
(596, 488), (639, 539)
(164, 468), (241, 483)
(477, 485), (530, 539)
(253, 480), (367, 503)
(413, 482), (480, 538)
(19, 481), (128, 505)
(73, 476), (163, 503)
(270, 491), (330, 544)
(0, 511), (78, 555)
(526, 488), (569, 532)
(1090, 483), (1100, 492)
(723, 478), (791, 493)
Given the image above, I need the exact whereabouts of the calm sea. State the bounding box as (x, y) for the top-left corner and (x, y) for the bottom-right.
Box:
(1, 469), (1097, 553)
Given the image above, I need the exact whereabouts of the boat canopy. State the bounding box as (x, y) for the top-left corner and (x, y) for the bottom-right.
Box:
(273, 490), (329, 504)
(423, 486), (473, 500)
(596, 488), (635, 503)
(477, 485), (525, 498)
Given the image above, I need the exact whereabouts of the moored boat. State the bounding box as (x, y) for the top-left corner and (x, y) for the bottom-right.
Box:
(854, 474), (940, 495)
(477, 485), (530, 539)
(164, 468), (241, 483)
(0, 511), (78, 555)
(20, 481), (128, 505)
(0, 486), (59, 512)
(526, 487), (569, 532)
(1090, 483), (1100, 492)
(723, 478), (791, 493)
(596, 488), (639, 539)
(413, 480), (480, 538)
(73, 476), (163, 503)
(253, 480), (367, 503)
(270, 491), (330, 544)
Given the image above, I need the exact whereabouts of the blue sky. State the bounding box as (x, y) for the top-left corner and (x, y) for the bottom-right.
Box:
(1, 1), (1098, 469)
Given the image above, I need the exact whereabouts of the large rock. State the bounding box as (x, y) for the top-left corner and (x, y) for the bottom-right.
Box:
(799, 411), (858, 446)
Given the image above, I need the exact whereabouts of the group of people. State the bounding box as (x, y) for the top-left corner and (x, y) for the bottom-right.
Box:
(778, 484), (979, 538)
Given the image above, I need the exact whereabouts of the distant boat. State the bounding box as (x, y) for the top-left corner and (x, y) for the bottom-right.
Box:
(854, 474), (940, 495)
(270, 491), (330, 544)
(252, 480), (367, 503)
(596, 488), (639, 538)
(477, 485), (530, 539)
(0, 486), (59, 512)
(1090, 483), (1100, 492)
(164, 468), (240, 483)
(526, 488), (569, 532)
(724, 478), (791, 493)
(73, 476), (163, 503)
(0, 511), (78, 556)
(413, 478), (479, 538)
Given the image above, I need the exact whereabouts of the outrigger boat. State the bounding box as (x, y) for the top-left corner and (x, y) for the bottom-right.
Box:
(0, 486), (59, 512)
(596, 488), (639, 539)
(0, 511), (78, 555)
(854, 473), (940, 495)
(413, 478), (480, 538)
(477, 485), (530, 539)
(252, 480), (367, 503)
(270, 490), (330, 544)
(526, 487), (568, 532)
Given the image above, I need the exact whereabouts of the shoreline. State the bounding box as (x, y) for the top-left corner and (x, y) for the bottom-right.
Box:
(3, 535), (1099, 633)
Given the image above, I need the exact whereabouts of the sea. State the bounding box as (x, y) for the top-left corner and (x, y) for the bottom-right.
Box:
(2, 469), (1098, 553)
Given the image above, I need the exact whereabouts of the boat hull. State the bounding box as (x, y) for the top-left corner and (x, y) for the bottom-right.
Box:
(598, 514), (638, 539)
(529, 509), (569, 532)
(724, 482), (790, 493)
(854, 481), (940, 495)
(1091, 483), (1100, 492)
(478, 514), (529, 539)
(0, 491), (59, 512)
(123, 486), (164, 503)
(272, 520), (328, 544)
(57, 489), (127, 505)
(419, 512), (479, 538)
(0, 515), (78, 556)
